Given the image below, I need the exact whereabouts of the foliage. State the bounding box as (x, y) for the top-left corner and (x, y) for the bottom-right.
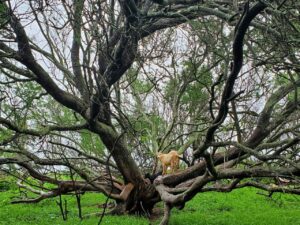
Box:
(80, 131), (105, 155)
(0, 2), (7, 26)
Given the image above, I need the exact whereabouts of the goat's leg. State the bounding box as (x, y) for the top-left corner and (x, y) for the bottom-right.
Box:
(162, 165), (166, 175)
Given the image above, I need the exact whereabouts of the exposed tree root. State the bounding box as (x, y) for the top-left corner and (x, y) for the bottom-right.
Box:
(159, 202), (172, 225)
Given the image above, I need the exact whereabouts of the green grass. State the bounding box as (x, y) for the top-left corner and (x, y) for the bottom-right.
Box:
(169, 188), (300, 225)
(0, 190), (148, 225)
(0, 183), (299, 225)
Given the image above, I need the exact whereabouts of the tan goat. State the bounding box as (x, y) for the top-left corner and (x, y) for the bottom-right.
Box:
(157, 150), (180, 175)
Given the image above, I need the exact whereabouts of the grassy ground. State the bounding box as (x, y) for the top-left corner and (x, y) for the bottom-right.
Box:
(0, 189), (148, 225)
(0, 181), (299, 225)
(169, 188), (300, 225)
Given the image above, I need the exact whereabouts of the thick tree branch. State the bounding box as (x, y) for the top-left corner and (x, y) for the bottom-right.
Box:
(6, 6), (86, 114)
(194, 2), (267, 158)
(0, 117), (88, 136)
(71, 0), (89, 101)
(155, 164), (300, 207)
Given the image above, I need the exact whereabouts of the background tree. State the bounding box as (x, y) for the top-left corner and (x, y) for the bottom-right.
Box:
(0, 1), (299, 224)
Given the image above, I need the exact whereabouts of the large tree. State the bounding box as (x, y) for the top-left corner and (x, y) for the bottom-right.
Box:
(0, 0), (299, 224)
